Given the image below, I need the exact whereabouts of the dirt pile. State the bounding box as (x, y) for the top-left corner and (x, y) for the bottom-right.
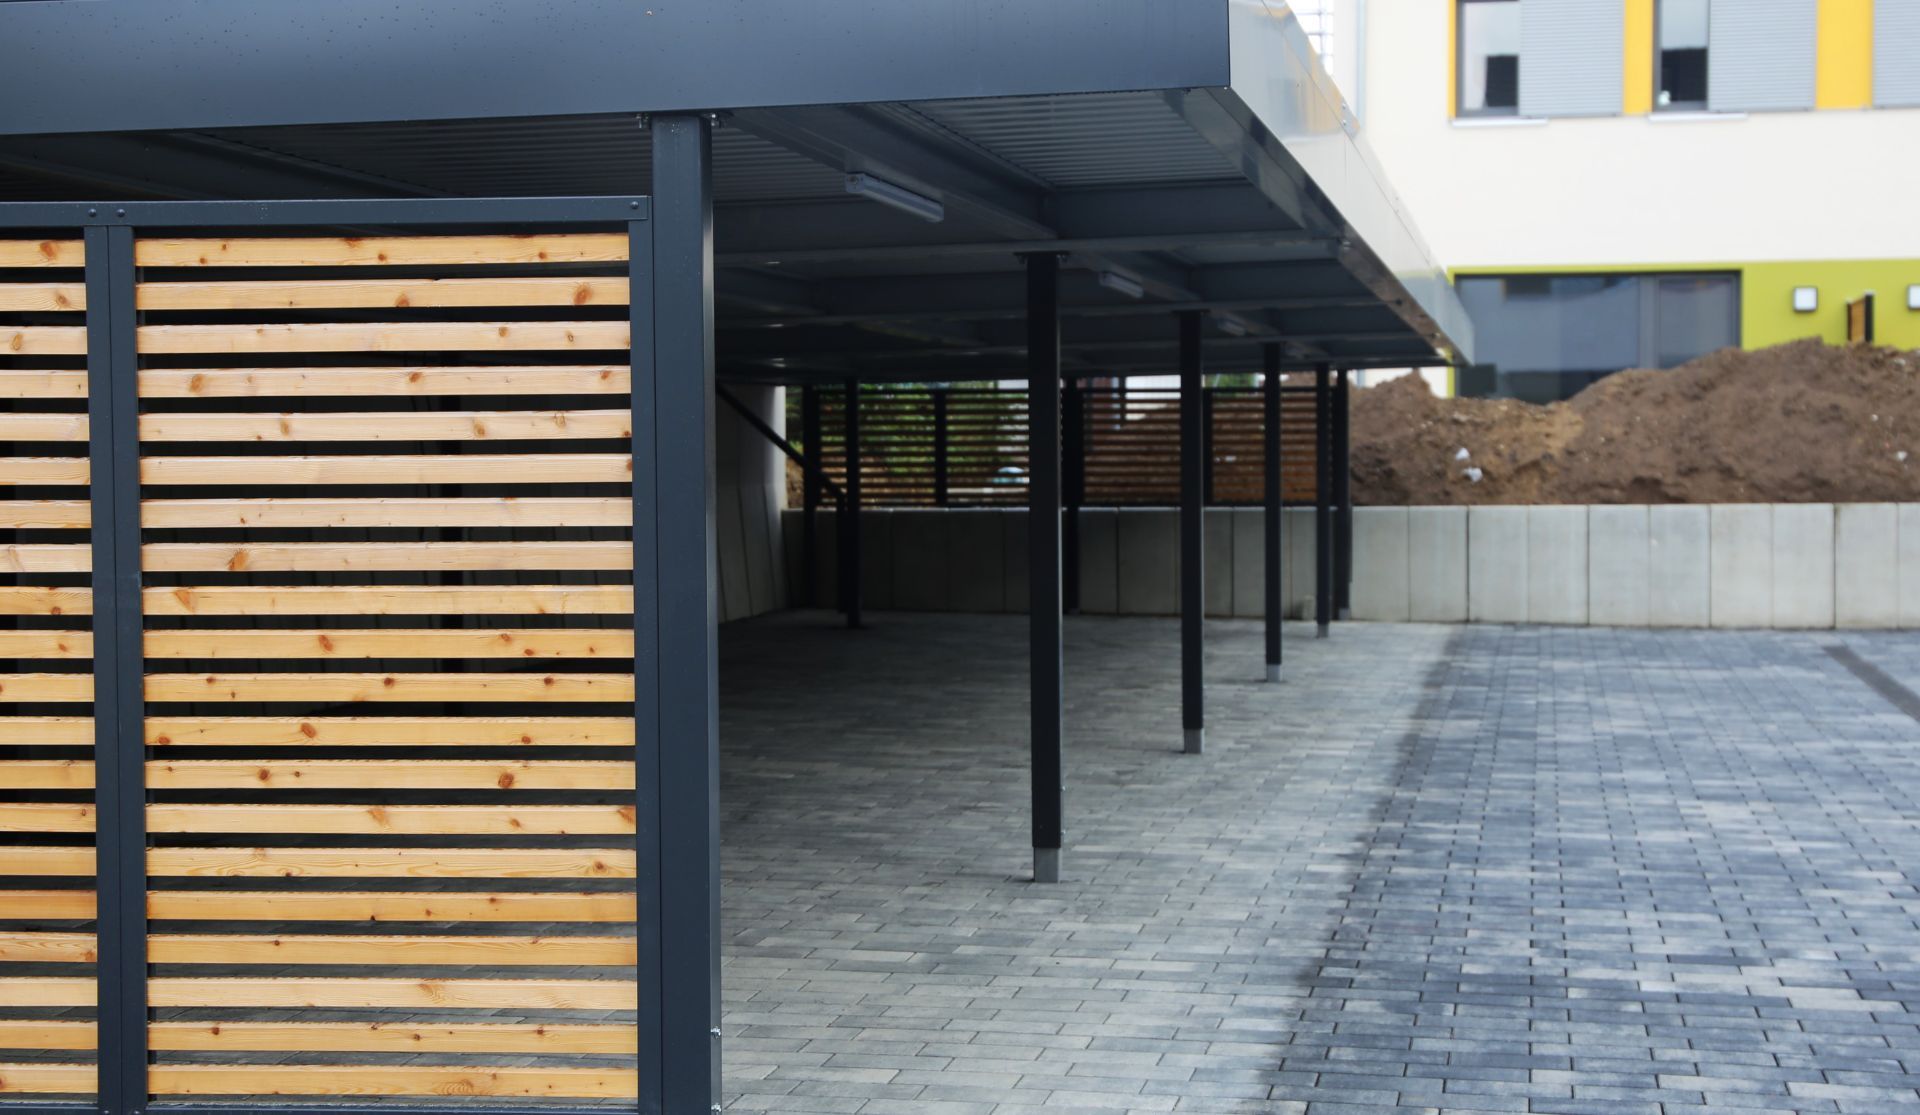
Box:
(1352, 340), (1920, 505)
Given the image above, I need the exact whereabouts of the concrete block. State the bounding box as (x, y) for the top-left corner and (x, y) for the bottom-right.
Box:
(1836, 503), (1899, 628)
(1709, 504), (1771, 628)
(1230, 508), (1265, 619)
(945, 509), (1004, 613)
(1467, 506), (1528, 624)
(1205, 509), (1234, 618)
(888, 509), (949, 612)
(1407, 506), (1468, 623)
(1351, 507), (1410, 622)
(1772, 503), (1834, 629)
(1901, 504), (1920, 627)
(1649, 504), (1710, 627)
(1285, 508), (1317, 620)
(1587, 505), (1649, 627)
(1117, 509), (1179, 615)
(1527, 505), (1588, 626)
(1079, 508), (1119, 615)
(1003, 509), (1029, 614)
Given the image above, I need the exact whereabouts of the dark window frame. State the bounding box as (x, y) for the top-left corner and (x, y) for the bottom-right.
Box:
(1457, 0), (1522, 117)
(1654, 0), (1710, 111)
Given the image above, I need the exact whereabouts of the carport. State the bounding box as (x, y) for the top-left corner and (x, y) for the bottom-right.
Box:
(0, 3), (1468, 1113)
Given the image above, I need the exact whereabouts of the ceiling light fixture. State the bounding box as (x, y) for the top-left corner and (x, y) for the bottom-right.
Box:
(1097, 271), (1146, 299)
(1217, 318), (1249, 337)
(845, 173), (945, 223)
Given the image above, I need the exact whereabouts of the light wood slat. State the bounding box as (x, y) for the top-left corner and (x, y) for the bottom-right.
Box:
(140, 409), (630, 442)
(0, 458), (89, 485)
(0, 501), (89, 529)
(0, 283), (84, 312)
(146, 804), (635, 835)
(0, 1021), (93, 1050)
(142, 453), (628, 485)
(0, 240), (84, 268)
(0, 890), (96, 918)
(139, 321), (628, 355)
(0, 848), (92, 876)
(145, 715), (632, 747)
(149, 1020), (632, 1055)
(0, 675), (93, 702)
(0, 631), (90, 659)
(148, 934), (634, 967)
(0, 932), (95, 962)
(0, 978), (93, 1007)
(0, 804), (94, 831)
(0, 589), (91, 617)
(148, 1063), (636, 1099)
(0, 413), (86, 440)
(0, 371), (87, 398)
(0, 327), (85, 355)
(143, 496), (629, 529)
(0, 1062), (93, 1095)
(0, 759), (93, 789)
(148, 760), (633, 790)
(0, 716), (92, 743)
(145, 629), (632, 660)
(145, 672), (632, 703)
(147, 847), (635, 878)
(144, 585), (630, 616)
(141, 365), (628, 398)
(143, 541), (631, 572)
(147, 890), (634, 922)
(150, 977), (635, 1010)
(140, 275), (630, 311)
(0, 545), (89, 573)
(135, 233), (628, 268)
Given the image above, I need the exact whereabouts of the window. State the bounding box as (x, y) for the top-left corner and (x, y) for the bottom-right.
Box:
(1459, 0), (1521, 115)
(1657, 0), (1709, 109)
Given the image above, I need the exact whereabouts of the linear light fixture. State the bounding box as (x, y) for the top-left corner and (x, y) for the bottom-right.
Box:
(1097, 271), (1146, 299)
(1217, 317), (1249, 337)
(845, 173), (944, 223)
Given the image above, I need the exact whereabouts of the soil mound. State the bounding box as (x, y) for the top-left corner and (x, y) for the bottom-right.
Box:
(1353, 340), (1920, 505)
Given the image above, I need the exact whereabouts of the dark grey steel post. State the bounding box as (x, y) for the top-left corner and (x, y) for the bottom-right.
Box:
(932, 387), (949, 507)
(801, 385), (821, 607)
(1262, 344), (1283, 683)
(841, 378), (863, 628)
(1062, 379), (1084, 615)
(651, 112), (721, 1114)
(1025, 252), (1065, 883)
(1334, 368), (1353, 620)
(1314, 363), (1333, 639)
(1178, 311), (1205, 754)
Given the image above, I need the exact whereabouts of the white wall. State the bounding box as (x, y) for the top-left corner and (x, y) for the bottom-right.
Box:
(715, 385), (789, 623)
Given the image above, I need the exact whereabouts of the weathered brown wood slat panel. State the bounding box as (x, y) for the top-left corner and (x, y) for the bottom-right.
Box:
(147, 759), (634, 790)
(140, 276), (630, 311)
(146, 847), (636, 878)
(140, 365), (629, 398)
(139, 321), (628, 355)
(145, 804), (636, 835)
(134, 233), (627, 268)
(147, 890), (635, 922)
(147, 1064), (637, 1099)
(143, 497), (630, 529)
(148, 1020), (634, 1055)
(148, 935), (635, 967)
(145, 716), (633, 747)
(145, 585), (632, 616)
(142, 453), (629, 485)
(140, 409), (631, 442)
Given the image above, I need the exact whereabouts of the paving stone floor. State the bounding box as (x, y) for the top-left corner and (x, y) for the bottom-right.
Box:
(718, 613), (1920, 1114)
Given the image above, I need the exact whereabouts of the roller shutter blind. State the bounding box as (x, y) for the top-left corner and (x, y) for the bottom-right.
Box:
(1877, 0), (1920, 107)
(1707, 0), (1816, 112)
(1518, 0), (1624, 117)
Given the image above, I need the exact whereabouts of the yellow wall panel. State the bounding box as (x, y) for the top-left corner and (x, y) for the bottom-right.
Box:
(1447, 0), (1459, 118)
(1623, 0), (1655, 115)
(1817, 0), (1873, 109)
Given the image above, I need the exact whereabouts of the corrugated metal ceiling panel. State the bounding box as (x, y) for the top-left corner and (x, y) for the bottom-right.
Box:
(900, 92), (1237, 188)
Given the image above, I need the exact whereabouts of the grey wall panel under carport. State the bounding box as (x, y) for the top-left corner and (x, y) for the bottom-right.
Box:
(1708, 0), (1816, 112)
(1876, 0), (1920, 107)
(1518, 0), (1624, 118)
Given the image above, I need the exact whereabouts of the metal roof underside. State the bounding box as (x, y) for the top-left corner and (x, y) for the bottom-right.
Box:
(0, 0), (1472, 383)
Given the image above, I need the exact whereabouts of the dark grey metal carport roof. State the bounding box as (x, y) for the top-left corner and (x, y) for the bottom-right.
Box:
(0, 0), (1472, 381)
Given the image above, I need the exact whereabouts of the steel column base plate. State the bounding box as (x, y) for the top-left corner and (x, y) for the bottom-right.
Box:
(1033, 846), (1061, 884)
(1183, 727), (1205, 755)
(1266, 663), (1281, 683)
(1315, 623), (1329, 639)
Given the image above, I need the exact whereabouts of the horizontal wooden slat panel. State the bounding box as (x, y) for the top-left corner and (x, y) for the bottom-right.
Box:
(0, 545), (89, 573)
(145, 585), (631, 616)
(135, 233), (628, 269)
(0, 458), (89, 485)
(144, 496), (630, 529)
(0, 674), (93, 702)
(0, 500), (90, 529)
(146, 716), (633, 747)
(0, 978), (93, 1007)
(147, 1063), (636, 1099)
(148, 934), (635, 967)
(0, 890), (96, 918)
(141, 365), (629, 398)
(0, 1062), (93, 1095)
(150, 977), (635, 1010)
(141, 275), (630, 311)
(140, 409), (631, 443)
(143, 541), (631, 573)
(0, 413), (86, 441)
(149, 1020), (633, 1055)
(147, 847), (635, 878)
(0, 327), (85, 355)
(142, 453), (628, 485)
(0, 803), (94, 831)
(0, 932), (95, 962)
(0, 240), (83, 268)
(0, 370), (87, 398)
(145, 672), (633, 703)
(0, 759), (93, 789)
(146, 804), (636, 835)
(0, 716), (92, 743)
(147, 890), (634, 922)
(149, 759), (633, 790)
(139, 321), (629, 355)
(0, 1021), (93, 1051)
(145, 629), (633, 660)
(0, 847), (93, 875)
(0, 282), (84, 312)
(0, 631), (90, 658)
(0, 589), (91, 617)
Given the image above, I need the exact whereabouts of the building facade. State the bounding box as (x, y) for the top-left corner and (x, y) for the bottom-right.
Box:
(1328, 0), (1920, 399)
